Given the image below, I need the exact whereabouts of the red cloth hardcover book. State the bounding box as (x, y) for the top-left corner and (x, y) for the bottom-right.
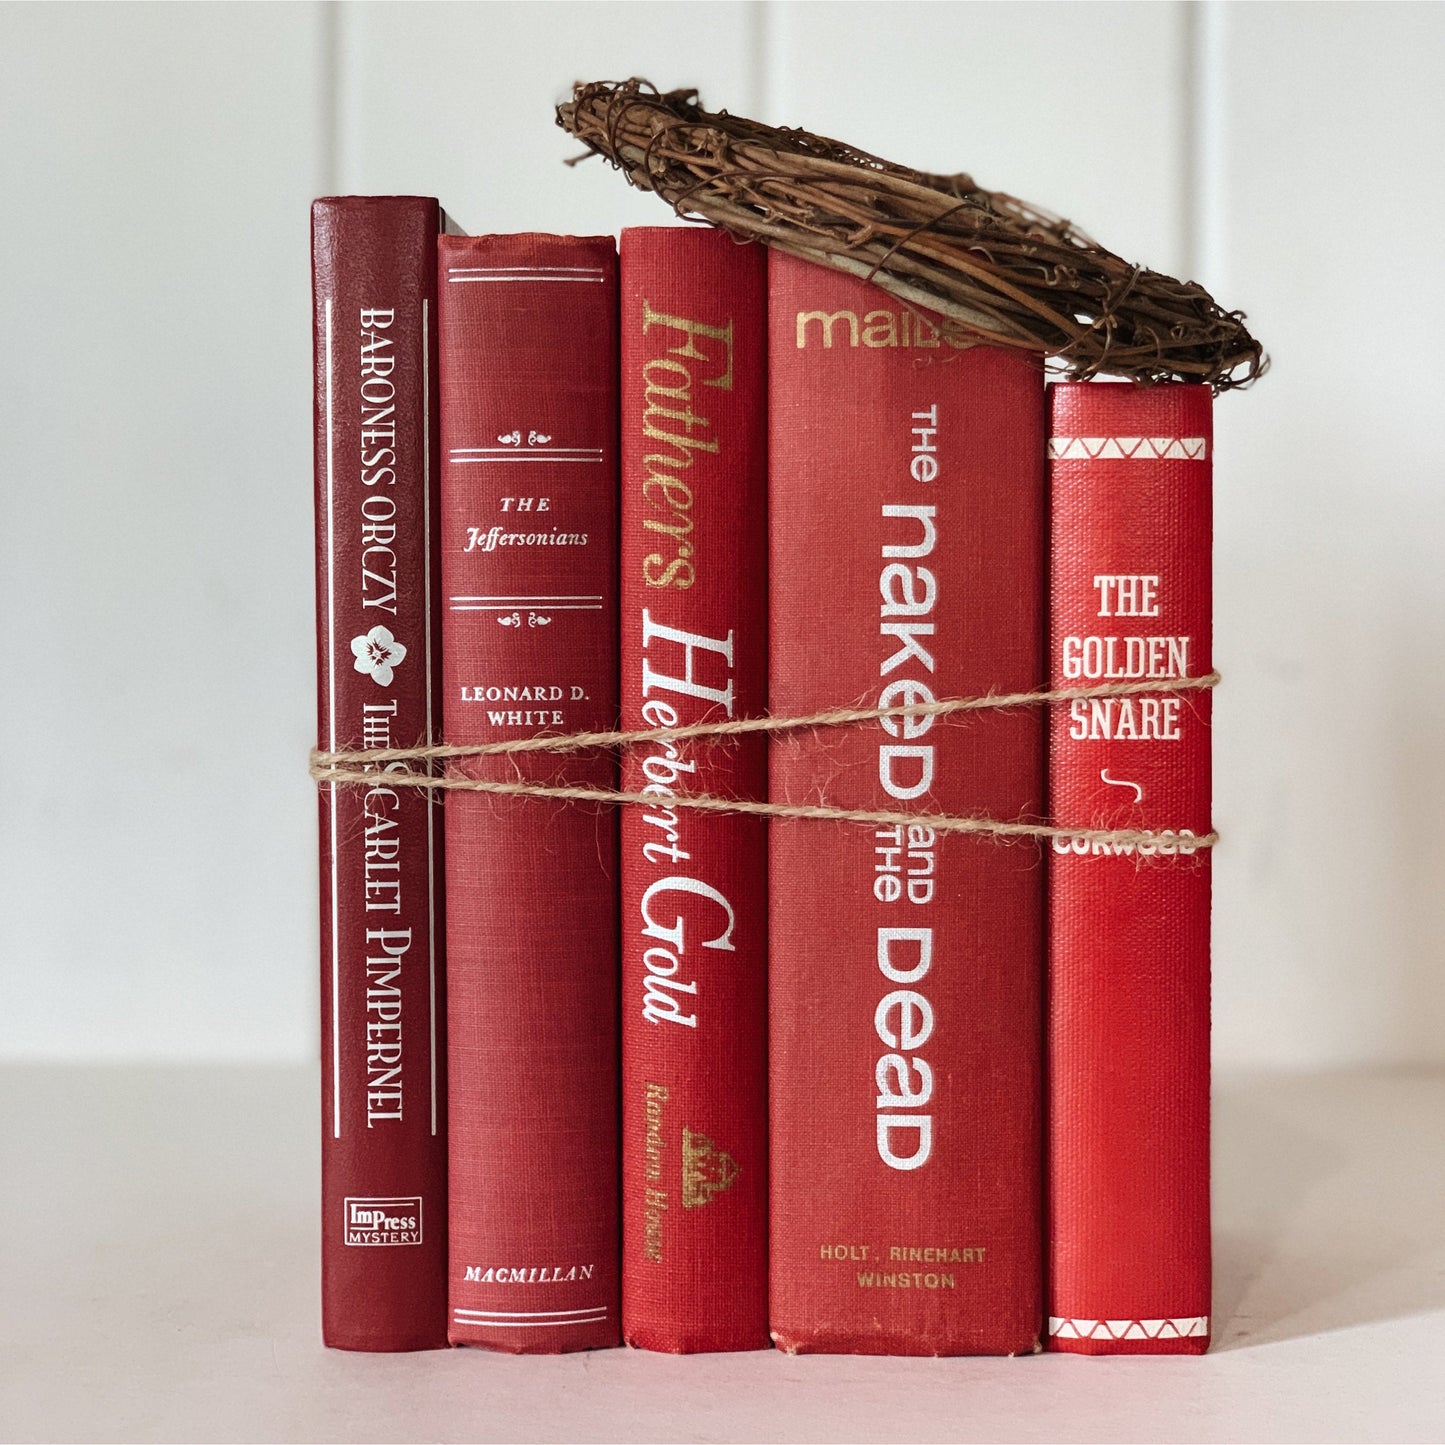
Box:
(438, 234), (621, 1353)
(767, 253), (1046, 1355)
(618, 227), (769, 1353)
(1046, 381), (1213, 1354)
(311, 195), (447, 1351)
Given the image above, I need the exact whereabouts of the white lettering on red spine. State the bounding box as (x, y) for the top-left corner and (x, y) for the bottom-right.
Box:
(633, 616), (739, 1029)
(358, 308), (399, 611)
(872, 407), (941, 1171)
(364, 928), (409, 1124)
(344, 1196), (423, 1246)
(356, 695), (407, 1122)
(1050, 828), (1201, 858)
(875, 931), (934, 1170)
(1061, 634), (1190, 681)
(639, 876), (737, 1028)
(640, 613), (735, 713)
(461, 1263), (597, 1284)
(1057, 556), (1201, 835)
(1062, 573), (1195, 743)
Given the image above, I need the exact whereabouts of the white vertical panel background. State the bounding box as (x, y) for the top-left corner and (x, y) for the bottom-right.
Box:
(763, 1), (1190, 275)
(0, 2), (1439, 1066)
(336, 1), (762, 232)
(1, 3), (328, 1059)
(1202, 0), (1445, 1069)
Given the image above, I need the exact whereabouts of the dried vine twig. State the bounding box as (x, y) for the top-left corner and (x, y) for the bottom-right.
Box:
(557, 79), (1265, 390)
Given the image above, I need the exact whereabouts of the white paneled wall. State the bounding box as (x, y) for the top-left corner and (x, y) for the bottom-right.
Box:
(1203, 1), (1445, 1069)
(337, 1), (763, 234)
(766, 2), (1191, 275)
(2, 3), (329, 1060)
(2, 2), (1441, 1067)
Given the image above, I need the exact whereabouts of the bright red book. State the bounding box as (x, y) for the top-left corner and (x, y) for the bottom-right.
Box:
(438, 233), (621, 1353)
(767, 253), (1046, 1355)
(311, 195), (447, 1351)
(1046, 381), (1213, 1354)
(618, 227), (769, 1353)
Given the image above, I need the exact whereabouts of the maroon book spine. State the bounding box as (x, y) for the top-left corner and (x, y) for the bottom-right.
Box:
(438, 234), (621, 1353)
(1047, 382), (1213, 1354)
(618, 227), (769, 1353)
(767, 253), (1045, 1355)
(311, 196), (447, 1351)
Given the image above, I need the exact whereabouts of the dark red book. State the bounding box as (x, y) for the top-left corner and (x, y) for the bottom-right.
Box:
(1047, 382), (1213, 1354)
(438, 233), (621, 1353)
(618, 227), (769, 1353)
(767, 253), (1046, 1355)
(311, 195), (447, 1351)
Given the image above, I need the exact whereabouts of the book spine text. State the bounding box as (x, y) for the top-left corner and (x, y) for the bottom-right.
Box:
(767, 253), (1045, 1356)
(1046, 381), (1213, 1355)
(312, 195), (447, 1352)
(439, 233), (621, 1353)
(619, 227), (770, 1352)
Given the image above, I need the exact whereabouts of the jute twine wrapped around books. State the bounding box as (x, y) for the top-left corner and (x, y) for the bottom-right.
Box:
(309, 673), (1220, 851)
(312, 82), (1245, 850)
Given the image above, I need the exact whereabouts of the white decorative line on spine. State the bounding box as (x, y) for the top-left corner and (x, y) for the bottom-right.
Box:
(324, 296), (340, 1140)
(448, 447), (604, 464)
(1047, 1315), (1209, 1340)
(1048, 436), (1209, 461)
(446, 265), (606, 284)
(422, 294), (438, 1138)
(1098, 769), (1145, 803)
(450, 595), (602, 611)
(453, 1308), (608, 1318)
(452, 1309), (609, 1328)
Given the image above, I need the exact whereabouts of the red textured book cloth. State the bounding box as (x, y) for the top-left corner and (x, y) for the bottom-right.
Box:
(311, 195), (447, 1351)
(1046, 381), (1213, 1355)
(767, 253), (1046, 1355)
(438, 233), (621, 1353)
(618, 227), (769, 1353)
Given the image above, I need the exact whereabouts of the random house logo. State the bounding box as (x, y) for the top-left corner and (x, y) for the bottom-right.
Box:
(344, 1196), (423, 1246)
(681, 1127), (739, 1208)
(351, 625), (408, 686)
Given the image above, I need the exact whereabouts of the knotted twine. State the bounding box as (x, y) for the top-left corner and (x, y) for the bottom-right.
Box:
(309, 672), (1220, 851)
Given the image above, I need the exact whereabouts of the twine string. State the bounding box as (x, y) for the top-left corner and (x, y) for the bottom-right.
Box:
(310, 672), (1219, 850)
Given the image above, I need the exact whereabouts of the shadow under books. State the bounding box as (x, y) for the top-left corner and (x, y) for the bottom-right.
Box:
(1211, 1070), (1445, 1349)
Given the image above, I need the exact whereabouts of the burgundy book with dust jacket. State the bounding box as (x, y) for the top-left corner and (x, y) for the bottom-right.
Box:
(767, 252), (1046, 1355)
(311, 196), (447, 1351)
(1047, 381), (1213, 1354)
(438, 233), (621, 1353)
(619, 226), (770, 1352)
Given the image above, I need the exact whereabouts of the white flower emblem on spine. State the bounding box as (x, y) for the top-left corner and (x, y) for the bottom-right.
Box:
(351, 625), (407, 686)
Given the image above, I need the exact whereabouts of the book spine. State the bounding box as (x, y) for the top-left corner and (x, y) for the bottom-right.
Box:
(1046, 381), (1213, 1355)
(618, 228), (770, 1353)
(438, 233), (621, 1353)
(311, 195), (447, 1352)
(767, 253), (1045, 1355)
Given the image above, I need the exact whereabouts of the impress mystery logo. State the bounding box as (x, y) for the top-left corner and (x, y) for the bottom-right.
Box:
(344, 1196), (423, 1246)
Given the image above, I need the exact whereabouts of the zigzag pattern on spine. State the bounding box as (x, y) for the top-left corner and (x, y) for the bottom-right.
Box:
(1048, 436), (1208, 461)
(1047, 1315), (1209, 1340)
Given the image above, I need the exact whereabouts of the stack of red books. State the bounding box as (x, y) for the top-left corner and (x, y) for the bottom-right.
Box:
(311, 196), (1213, 1358)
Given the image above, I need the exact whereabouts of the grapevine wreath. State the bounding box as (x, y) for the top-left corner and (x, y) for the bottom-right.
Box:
(557, 79), (1264, 390)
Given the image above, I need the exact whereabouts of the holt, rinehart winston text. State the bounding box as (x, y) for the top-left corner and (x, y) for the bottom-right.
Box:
(766, 252), (1047, 1356)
